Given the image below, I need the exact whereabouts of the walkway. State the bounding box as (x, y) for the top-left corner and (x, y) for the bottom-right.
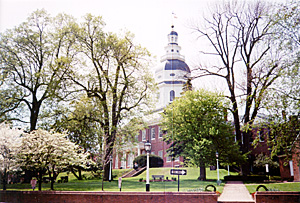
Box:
(218, 181), (254, 203)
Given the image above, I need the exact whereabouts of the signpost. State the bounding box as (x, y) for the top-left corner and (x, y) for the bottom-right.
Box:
(170, 169), (187, 192)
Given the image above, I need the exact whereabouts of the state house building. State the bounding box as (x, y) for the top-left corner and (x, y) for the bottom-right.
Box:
(112, 25), (191, 169)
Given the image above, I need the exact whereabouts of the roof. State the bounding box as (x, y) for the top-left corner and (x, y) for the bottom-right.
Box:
(170, 31), (178, 36)
(164, 59), (190, 73)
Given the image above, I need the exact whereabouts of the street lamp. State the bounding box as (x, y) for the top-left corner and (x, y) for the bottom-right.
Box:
(144, 141), (152, 192)
(216, 152), (220, 185)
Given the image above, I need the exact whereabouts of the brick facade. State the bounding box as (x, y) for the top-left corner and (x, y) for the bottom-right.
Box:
(255, 191), (300, 203)
(0, 191), (218, 203)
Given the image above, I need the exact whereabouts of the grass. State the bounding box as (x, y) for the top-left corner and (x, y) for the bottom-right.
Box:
(2, 167), (236, 192)
(4, 168), (300, 193)
(245, 182), (300, 194)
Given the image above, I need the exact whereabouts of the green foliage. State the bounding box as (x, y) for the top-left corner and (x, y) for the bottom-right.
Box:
(162, 90), (245, 169)
(50, 95), (103, 153)
(70, 13), (155, 180)
(266, 116), (300, 159)
(133, 154), (164, 168)
(0, 9), (76, 130)
(265, 0), (300, 118)
(253, 153), (279, 168)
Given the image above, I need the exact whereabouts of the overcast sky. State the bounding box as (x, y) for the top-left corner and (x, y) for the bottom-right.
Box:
(0, 0), (207, 63)
(0, 0), (287, 90)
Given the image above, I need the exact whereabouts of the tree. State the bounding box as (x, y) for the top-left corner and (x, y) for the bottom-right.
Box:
(162, 89), (244, 180)
(192, 1), (282, 175)
(256, 1), (300, 161)
(69, 14), (155, 181)
(0, 10), (75, 131)
(0, 123), (22, 190)
(265, 0), (300, 117)
(49, 95), (104, 180)
(15, 129), (90, 190)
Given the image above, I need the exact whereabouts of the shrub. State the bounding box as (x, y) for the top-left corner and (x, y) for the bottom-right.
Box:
(224, 175), (269, 182)
(133, 154), (164, 168)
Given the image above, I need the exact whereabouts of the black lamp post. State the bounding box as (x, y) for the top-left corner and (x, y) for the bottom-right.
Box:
(144, 141), (152, 192)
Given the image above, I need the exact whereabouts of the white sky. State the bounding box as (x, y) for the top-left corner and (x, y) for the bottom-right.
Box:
(0, 0), (205, 62)
(0, 0), (287, 90)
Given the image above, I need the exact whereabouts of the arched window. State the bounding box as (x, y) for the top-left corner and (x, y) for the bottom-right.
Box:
(170, 90), (175, 101)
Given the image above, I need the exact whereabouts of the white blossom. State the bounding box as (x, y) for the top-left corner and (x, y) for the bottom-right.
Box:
(0, 123), (23, 172)
(15, 129), (91, 174)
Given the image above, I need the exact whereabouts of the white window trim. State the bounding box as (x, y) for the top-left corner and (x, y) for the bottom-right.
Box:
(142, 130), (146, 141)
(151, 127), (155, 140)
(166, 156), (172, 162)
(158, 150), (163, 158)
(158, 127), (163, 138)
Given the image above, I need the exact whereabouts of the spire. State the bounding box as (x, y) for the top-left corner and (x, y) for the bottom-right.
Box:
(161, 25), (184, 62)
(168, 25), (178, 45)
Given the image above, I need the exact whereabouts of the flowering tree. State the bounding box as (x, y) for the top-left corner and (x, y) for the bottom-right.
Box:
(0, 123), (22, 190)
(15, 129), (91, 190)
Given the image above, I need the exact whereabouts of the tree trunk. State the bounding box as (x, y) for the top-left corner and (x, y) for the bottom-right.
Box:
(241, 131), (251, 176)
(38, 170), (42, 191)
(103, 133), (114, 181)
(103, 161), (112, 181)
(71, 167), (83, 180)
(2, 168), (7, 190)
(50, 177), (54, 190)
(30, 100), (41, 131)
(78, 169), (82, 180)
(198, 161), (206, 181)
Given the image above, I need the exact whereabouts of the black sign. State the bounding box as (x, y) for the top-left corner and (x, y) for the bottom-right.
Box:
(170, 169), (187, 175)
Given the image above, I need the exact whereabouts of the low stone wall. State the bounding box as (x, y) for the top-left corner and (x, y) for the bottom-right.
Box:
(0, 191), (218, 203)
(255, 191), (300, 203)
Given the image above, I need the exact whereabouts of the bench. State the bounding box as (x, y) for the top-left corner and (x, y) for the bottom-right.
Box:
(152, 175), (164, 181)
(58, 176), (68, 183)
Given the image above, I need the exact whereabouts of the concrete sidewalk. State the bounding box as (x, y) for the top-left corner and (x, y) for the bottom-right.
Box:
(218, 181), (254, 203)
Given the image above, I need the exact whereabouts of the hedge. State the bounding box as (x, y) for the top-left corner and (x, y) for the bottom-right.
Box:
(133, 154), (164, 168)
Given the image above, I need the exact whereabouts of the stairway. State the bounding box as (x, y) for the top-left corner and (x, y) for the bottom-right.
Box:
(122, 167), (146, 178)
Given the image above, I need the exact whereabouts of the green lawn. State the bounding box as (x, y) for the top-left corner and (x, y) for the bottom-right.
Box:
(3, 167), (236, 192)
(4, 168), (300, 193)
(245, 182), (300, 193)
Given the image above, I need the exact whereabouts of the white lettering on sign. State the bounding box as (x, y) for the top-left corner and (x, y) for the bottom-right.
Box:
(170, 169), (187, 175)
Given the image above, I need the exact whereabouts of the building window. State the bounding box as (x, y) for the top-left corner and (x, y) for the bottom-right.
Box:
(151, 127), (155, 140)
(142, 130), (146, 141)
(174, 157), (180, 162)
(135, 134), (139, 141)
(158, 127), (163, 138)
(151, 151), (155, 155)
(158, 150), (163, 158)
(259, 130), (264, 142)
(170, 73), (175, 76)
(170, 90), (175, 101)
(121, 153), (126, 169)
(166, 156), (172, 162)
(127, 153), (134, 168)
